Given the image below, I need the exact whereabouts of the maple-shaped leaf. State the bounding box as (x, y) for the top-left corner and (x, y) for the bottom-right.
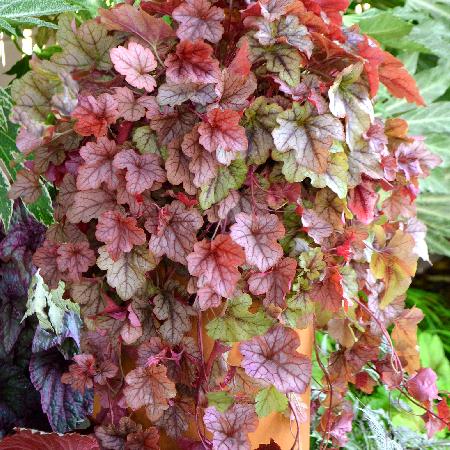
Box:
(172, 0), (224, 43)
(301, 208), (332, 244)
(113, 148), (166, 195)
(70, 278), (105, 316)
(272, 102), (344, 174)
(100, 3), (175, 48)
(97, 245), (158, 300)
(96, 211), (146, 261)
(248, 257), (297, 308)
(243, 97), (283, 165)
(165, 144), (197, 195)
(370, 230), (418, 308)
(379, 50), (424, 106)
(310, 266), (343, 312)
(0, 429), (99, 450)
(204, 404), (258, 450)
(123, 365), (176, 420)
(153, 289), (193, 344)
(199, 159), (247, 209)
(72, 93), (118, 137)
(260, 0), (295, 21)
(187, 234), (245, 298)
(127, 427), (160, 450)
(240, 325), (311, 393)
(61, 354), (97, 394)
(157, 81), (217, 107)
(32, 240), (63, 289)
(391, 306), (424, 374)
(110, 42), (157, 92)
(150, 107), (197, 145)
(328, 63), (373, 152)
(182, 125), (218, 187)
(230, 212), (285, 272)
(255, 15), (313, 57)
(206, 293), (274, 343)
(95, 416), (141, 450)
(198, 109), (248, 165)
(406, 368), (439, 403)
(66, 188), (121, 224)
(255, 385), (288, 417)
(8, 169), (41, 204)
(77, 137), (121, 191)
(348, 182), (378, 224)
(56, 242), (96, 282)
(145, 200), (202, 264)
(165, 39), (220, 84)
(114, 87), (158, 122)
(215, 68), (257, 111)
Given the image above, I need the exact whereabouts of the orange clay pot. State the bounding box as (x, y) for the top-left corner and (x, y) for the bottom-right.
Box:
(94, 324), (312, 450)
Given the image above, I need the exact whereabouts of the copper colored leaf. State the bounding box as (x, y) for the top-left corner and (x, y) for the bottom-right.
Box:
(96, 211), (146, 260)
(56, 242), (96, 282)
(215, 69), (257, 111)
(165, 39), (220, 84)
(70, 278), (105, 317)
(173, 0), (224, 43)
(97, 245), (158, 300)
(272, 102), (344, 174)
(203, 404), (258, 450)
(72, 94), (118, 138)
(230, 212), (285, 272)
(0, 429), (99, 450)
(123, 365), (176, 419)
(8, 169), (41, 204)
(150, 107), (197, 145)
(100, 3), (175, 48)
(145, 200), (203, 264)
(113, 148), (166, 194)
(165, 144), (197, 195)
(32, 240), (62, 289)
(248, 257), (297, 308)
(187, 234), (245, 298)
(310, 266), (343, 312)
(110, 42), (157, 92)
(77, 137), (120, 191)
(406, 368), (439, 403)
(114, 87), (158, 122)
(240, 325), (311, 393)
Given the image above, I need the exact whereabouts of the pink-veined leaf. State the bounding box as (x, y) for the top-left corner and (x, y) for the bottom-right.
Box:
(301, 208), (333, 244)
(172, 0), (224, 43)
(165, 40), (220, 84)
(165, 143), (197, 195)
(96, 210), (146, 260)
(113, 87), (158, 121)
(150, 107), (197, 145)
(240, 324), (311, 393)
(72, 94), (118, 137)
(248, 257), (297, 308)
(198, 109), (248, 165)
(110, 42), (158, 92)
(230, 212), (285, 272)
(113, 148), (166, 194)
(348, 182), (378, 224)
(310, 266), (343, 312)
(203, 404), (258, 450)
(187, 234), (245, 298)
(77, 137), (121, 191)
(56, 242), (96, 282)
(144, 200), (203, 264)
(32, 240), (63, 289)
(406, 368), (439, 403)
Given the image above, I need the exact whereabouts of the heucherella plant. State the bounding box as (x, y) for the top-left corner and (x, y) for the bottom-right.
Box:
(3, 0), (448, 448)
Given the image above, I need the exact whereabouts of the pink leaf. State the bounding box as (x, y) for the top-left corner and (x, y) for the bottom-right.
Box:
(204, 404), (258, 450)
(173, 0), (224, 43)
(110, 42), (157, 92)
(248, 257), (297, 308)
(77, 137), (121, 191)
(165, 40), (220, 84)
(96, 210), (146, 260)
(114, 87), (158, 121)
(113, 148), (166, 194)
(406, 368), (439, 403)
(187, 234), (245, 297)
(198, 109), (248, 165)
(230, 212), (285, 272)
(72, 94), (118, 137)
(240, 325), (311, 393)
(56, 242), (96, 281)
(8, 169), (41, 204)
(348, 182), (378, 224)
(144, 200), (203, 264)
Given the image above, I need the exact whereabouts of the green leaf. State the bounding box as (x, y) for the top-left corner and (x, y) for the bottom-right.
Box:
(406, 0), (450, 22)
(206, 391), (234, 413)
(0, 165), (13, 231)
(255, 386), (288, 417)
(199, 159), (247, 210)
(408, 19), (450, 59)
(132, 126), (161, 156)
(26, 184), (54, 226)
(0, 0), (79, 36)
(402, 102), (450, 134)
(206, 293), (274, 344)
(265, 45), (301, 87)
(0, 88), (13, 132)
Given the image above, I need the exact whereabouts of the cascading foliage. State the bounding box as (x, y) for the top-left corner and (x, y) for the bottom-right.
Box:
(4, 0), (448, 448)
